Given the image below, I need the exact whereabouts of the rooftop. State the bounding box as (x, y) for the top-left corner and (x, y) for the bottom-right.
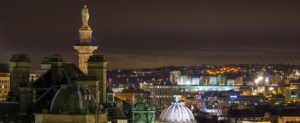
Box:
(88, 55), (107, 62)
(9, 54), (30, 62)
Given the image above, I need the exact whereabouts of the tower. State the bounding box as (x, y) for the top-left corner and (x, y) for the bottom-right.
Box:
(40, 57), (52, 74)
(9, 54), (31, 98)
(87, 55), (108, 102)
(74, 5), (98, 74)
(50, 54), (64, 85)
(19, 82), (33, 114)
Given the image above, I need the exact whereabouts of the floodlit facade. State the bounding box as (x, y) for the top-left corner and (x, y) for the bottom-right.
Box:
(209, 76), (217, 85)
(171, 71), (245, 86)
(170, 71), (180, 84)
(145, 84), (240, 107)
(191, 77), (200, 85)
(145, 85), (180, 107)
(200, 76), (209, 85)
(178, 75), (189, 85)
(0, 64), (10, 101)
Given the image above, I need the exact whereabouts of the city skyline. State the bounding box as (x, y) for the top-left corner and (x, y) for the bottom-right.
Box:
(2, 1), (300, 71)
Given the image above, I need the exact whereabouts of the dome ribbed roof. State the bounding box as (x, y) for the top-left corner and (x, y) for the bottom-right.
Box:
(50, 84), (96, 114)
(159, 96), (195, 123)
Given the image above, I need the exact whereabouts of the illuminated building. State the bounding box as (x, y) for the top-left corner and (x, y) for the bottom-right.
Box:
(145, 84), (180, 107)
(285, 80), (300, 102)
(139, 82), (152, 90)
(184, 97), (197, 106)
(200, 76), (209, 85)
(217, 74), (226, 85)
(175, 71), (229, 86)
(203, 96), (219, 115)
(191, 77), (200, 85)
(170, 71), (180, 84)
(209, 76), (217, 85)
(227, 78), (235, 85)
(227, 76), (243, 86)
(178, 75), (189, 85)
(112, 87), (124, 93)
(159, 95), (196, 123)
(29, 73), (38, 82)
(236, 76), (243, 85)
(279, 116), (300, 123)
(199, 75), (228, 85)
(145, 83), (240, 107)
(265, 74), (283, 86)
(228, 105), (300, 123)
(197, 91), (265, 116)
(0, 64), (10, 101)
(240, 86), (253, 96)
(114, 90), (149, 105)
(130, 70), (152, 77)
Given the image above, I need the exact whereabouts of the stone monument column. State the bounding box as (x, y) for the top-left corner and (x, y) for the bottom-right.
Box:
(74, 5), (98, 74)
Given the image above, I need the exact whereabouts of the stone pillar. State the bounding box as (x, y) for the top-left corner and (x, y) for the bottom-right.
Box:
(79, 26), (93, 44)
(50, 54), (64, 85)
(87, 55), (108, 102)
(73, 6), (98, 74)
(9, 54), (31, 98)
(19, 83), (33, 114)
(40, 57), (52, 74)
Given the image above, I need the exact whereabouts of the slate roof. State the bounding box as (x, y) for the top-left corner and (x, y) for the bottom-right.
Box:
(31, 86), (59, 113)
(32, 63), (85, 88)
(32, 70), (52, 88)
(109, 103), (129, 119)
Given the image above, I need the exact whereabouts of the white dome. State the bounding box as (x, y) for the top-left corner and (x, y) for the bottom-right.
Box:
(159, 96), (195, 123)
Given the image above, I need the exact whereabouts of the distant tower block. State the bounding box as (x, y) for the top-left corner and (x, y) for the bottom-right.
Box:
(73, 5), (98, 74)
(170, 71), (181, 84)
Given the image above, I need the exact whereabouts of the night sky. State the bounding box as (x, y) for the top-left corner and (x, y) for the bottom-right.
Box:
(1, 1), (300, 72)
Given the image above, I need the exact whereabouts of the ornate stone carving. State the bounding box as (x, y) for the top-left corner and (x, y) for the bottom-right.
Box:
(81, 5), (89, 27)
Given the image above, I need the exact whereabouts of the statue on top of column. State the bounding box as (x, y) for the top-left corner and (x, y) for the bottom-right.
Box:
(82, 5), (89, 27)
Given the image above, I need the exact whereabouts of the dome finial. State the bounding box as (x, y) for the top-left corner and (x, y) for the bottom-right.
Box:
(159, 94), (195, 122)
(174, 95), (181, 103)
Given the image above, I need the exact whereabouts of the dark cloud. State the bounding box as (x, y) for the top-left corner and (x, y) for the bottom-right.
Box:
(1, 0), (300, 72)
